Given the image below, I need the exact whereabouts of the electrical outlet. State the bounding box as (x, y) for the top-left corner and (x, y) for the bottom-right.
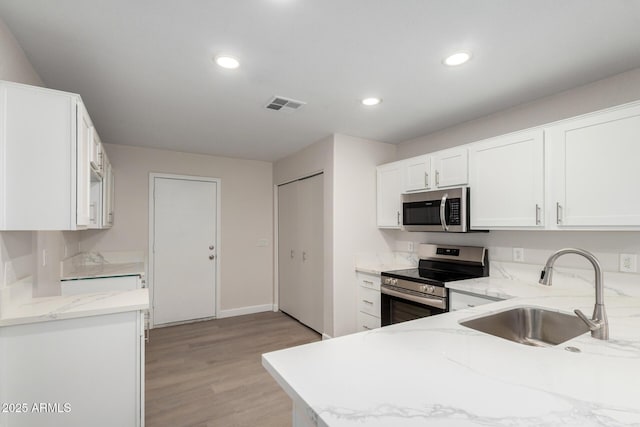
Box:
(513, 247), (524, 262)
(620, 253), (637, 273)
(408, 242), (415, 252)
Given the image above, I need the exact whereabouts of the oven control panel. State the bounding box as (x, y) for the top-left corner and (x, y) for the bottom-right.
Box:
(436, 247), (460, 256)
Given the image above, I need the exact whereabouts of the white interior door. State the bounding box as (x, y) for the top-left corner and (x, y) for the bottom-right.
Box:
(298, 174), (324, 333)
(277, 181), (300, 320)
(153, 176), (217, 325)
(277, 174), (324, 334)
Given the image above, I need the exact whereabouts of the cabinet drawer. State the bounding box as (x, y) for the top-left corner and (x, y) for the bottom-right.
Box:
(358, 286), (381, 316)
(357, 311), (381, 332)
(356, 273), (380, 291)
(449, 290), (502, 311)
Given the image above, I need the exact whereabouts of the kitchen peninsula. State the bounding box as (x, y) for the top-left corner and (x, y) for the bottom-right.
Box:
(263, 268), (640, 426)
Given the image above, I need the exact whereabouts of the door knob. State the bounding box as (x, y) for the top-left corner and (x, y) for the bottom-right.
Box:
(209, 255), (215, 260)
(209, 245), (214, 250)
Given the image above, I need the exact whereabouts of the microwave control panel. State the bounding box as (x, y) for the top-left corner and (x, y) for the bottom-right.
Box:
(448, 198), (461, 225)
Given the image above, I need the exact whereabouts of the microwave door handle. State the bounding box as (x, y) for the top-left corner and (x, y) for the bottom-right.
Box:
(440, 193), (449, 231)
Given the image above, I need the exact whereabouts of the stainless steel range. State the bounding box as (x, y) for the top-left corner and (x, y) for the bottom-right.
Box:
(380, 244), (489, 326)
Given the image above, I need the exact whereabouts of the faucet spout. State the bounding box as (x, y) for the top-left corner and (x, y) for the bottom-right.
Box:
(539, 248), (609, 340)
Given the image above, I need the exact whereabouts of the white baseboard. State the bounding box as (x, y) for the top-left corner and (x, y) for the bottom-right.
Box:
(217, 303), (274, 319)
(322, 333), (332, 340)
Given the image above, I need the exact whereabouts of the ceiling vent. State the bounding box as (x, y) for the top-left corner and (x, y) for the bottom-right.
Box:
(265, 96), (306, 112)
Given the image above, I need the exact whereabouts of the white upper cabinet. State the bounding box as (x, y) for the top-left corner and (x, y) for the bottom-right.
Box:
(469, 130), (544, 229)
(432, 147), (468, 188)
(545, 102), (640, 229)
(377, 161), (403, 228)
(403, 155), (431, 192)
(0, 80), (109, 230)
(77, 102), (92, 228)
(102, 154), (115, 228)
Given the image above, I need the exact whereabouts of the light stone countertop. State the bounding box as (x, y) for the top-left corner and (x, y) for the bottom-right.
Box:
(0, 283), (149, 327)
(355, 264), (416, 275)
(263, 295), (640, 427)
(264, 261), (640, 426)
(60, 261), (145, 281)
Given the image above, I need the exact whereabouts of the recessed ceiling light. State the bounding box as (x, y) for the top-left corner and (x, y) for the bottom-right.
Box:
(214, 55), (240, 69)
(443, 51), (471, 66)
(362, 97), (382, 106)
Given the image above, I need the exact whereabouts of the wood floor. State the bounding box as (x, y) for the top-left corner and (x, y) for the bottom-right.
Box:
(145, 311), (321, 427)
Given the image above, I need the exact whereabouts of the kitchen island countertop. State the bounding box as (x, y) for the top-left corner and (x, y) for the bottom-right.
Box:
(263, 275), (640, 426)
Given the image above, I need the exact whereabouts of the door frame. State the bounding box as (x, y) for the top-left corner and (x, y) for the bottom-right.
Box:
(148, 173), (222, 328)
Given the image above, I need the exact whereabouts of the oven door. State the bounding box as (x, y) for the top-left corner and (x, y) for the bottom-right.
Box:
(380, 285), (448, 326)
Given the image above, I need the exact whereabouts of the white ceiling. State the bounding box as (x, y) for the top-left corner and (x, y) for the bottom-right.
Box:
(1, 1), (640, 162)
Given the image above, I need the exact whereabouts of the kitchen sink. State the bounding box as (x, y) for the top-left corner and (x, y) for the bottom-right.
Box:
(459, 306), (590, 347)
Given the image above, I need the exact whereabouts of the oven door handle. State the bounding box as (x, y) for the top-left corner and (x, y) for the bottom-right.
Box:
(440, 192), (449, 231)
(381, 285), (447, 310)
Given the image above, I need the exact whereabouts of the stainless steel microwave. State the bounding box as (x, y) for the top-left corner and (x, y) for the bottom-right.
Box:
(401, 187), (470, 232)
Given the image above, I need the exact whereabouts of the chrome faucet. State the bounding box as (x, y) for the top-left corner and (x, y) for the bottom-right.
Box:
(539, 248), (609, 340)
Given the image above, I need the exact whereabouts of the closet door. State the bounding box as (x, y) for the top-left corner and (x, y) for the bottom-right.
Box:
(298, 174), (324, 333)
(277, 174), (324, 334)
(277, 181), (301, 320)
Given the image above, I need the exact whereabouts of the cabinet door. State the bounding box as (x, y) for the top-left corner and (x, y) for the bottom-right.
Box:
(0, 82), (77, 230)
(376, 161), (403, 228)
(546, 103), (640, 228)
(433, 147), (468, 188)
(76, 102), (92, 228)
(469, 130), (544, 228)
(102, 157), (115, 228)
(90, 127), (104, 176)
(404, 155), (431, 192)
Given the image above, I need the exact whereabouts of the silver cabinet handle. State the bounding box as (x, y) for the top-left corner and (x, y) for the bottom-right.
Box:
(435, 170), (440, 186)
(363, 325), (371, 330)
(440, 193), (449, 231)
(363, 300), (374, 305)
(397, 211), (400, 225)
(535, 204), (541, 225)
(556, 202), (563, 224)
(363, 280), (374, 285)
(290, 250), (294, 259)
(302, 251), (307, 262)
(209, 254), (215, 260)
(424, 172), (429, 188)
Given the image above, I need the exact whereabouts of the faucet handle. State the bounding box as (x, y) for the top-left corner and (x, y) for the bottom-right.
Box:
(574, 309), (599, 331)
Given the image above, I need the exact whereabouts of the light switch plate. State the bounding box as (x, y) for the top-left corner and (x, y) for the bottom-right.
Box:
(257, 238), (268, 247)
(620, 253), (637, 273)
(513, 247), (524, 262)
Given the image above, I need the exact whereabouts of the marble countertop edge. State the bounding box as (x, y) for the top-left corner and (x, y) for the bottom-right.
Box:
(0, 288), (149, 328)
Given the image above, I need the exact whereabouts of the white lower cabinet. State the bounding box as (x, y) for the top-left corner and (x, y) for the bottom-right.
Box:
(449, 290), (502, 311)
(0, 311), (145, 427)
(356, 272), (381, 331)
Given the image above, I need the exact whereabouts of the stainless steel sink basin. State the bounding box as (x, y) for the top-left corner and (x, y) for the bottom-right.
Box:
(459, 306), (590, 347)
